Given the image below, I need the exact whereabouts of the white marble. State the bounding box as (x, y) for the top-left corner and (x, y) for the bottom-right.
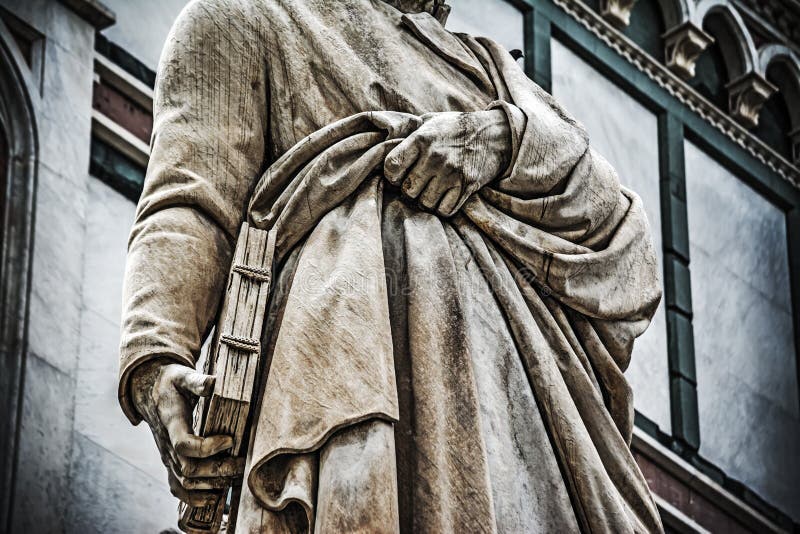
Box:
(550, 38), (672, 434)
(446, 0), (524, 53)
(685, 140), (799, 521)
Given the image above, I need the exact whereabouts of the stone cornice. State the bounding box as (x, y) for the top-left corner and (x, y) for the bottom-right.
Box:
(59, 0), (115, 30)
(553, 0), (800, 189)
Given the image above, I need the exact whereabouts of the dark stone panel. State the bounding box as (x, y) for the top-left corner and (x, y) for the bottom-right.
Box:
(92, 80), (153, 142)
(94, 32), (155, 88)
(89, 135), (145, 202)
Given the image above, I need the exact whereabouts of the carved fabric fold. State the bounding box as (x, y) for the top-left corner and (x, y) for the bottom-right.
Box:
(240, 40), (661, 533)
(120, 2), (663, 532)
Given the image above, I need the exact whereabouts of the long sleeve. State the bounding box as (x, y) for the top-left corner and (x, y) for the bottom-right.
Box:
(118, 0), (269, 423)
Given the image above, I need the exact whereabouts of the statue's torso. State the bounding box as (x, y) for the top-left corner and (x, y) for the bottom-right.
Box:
(258, 0), (493, 159)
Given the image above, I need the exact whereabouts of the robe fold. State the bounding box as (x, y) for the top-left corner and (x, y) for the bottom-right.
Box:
(119, 1), (663, 532)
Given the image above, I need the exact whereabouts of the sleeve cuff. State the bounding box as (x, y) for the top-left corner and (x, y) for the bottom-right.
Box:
(486, 100), (527, 180)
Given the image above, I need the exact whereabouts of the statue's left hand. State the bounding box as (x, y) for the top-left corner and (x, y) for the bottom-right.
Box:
(384, 109), (511, 217)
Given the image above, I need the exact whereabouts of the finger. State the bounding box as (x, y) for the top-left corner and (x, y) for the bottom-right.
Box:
(419, 177), (452, 211)
(170, 465), (234, 491)
(402, 171), (432, 200)
(178, 456), (246, 479)
(153, 424), (182, 468)
(437, 187), (462, 217)
(384, 137), (420, 185)
(174, 433), (234, 459)
(168, 472), (219, 507)
(449, 188), (474, 217)
(176, 371), (215, 397)
(159, 397), (233, 458)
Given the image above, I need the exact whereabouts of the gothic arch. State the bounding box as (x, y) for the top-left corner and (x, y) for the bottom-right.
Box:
(758, 44), (800, 125)
(756, 44), (800, 160)
(0, 16), (39, 533)
(694, 0), (758, 78)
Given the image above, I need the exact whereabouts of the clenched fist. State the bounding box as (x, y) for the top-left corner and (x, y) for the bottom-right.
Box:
(384, 109), (511, 217)
(130, 360), (244, 506)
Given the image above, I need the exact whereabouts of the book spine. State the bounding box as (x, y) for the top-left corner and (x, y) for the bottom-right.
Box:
(179, 223), (275, 534)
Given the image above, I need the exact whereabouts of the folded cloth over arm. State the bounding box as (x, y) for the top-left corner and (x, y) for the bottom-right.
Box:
(240, 35), (662, 534)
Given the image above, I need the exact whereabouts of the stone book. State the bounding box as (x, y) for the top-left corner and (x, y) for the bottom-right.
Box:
(179, 222), (275, 534)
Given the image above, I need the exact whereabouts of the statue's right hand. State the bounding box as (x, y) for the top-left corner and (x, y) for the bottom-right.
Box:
(130, 360), (245, 507)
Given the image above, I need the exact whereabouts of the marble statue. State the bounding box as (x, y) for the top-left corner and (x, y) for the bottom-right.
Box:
(118, 0), (665, 532)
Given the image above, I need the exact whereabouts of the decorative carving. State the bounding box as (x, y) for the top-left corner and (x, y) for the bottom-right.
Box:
(726, 72), (777, 128)
(663, 22), (715, 80)
(552, 0), (800, 189)
(599, 0), (638, 28)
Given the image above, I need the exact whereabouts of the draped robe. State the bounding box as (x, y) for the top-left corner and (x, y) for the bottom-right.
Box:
(118, 1), (664, 532)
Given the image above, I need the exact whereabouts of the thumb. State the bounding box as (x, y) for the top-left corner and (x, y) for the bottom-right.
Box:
(177, 371), (216, 397)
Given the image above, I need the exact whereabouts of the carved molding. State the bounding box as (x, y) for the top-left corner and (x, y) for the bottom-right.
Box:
(726, 71), (778, 128)
(663, 22), (715, 80)
(599, 0), (638, 28)
(552, 0), (800, 189)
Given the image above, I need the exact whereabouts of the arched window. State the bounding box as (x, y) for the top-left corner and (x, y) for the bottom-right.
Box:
(755, 66), (793, 159)
(0, 19), (38, 531)
(623, 0), (666, 61)
(754, 59), (800, 162)
(689, 36), (729, 109)
(690, 9), (751, 111)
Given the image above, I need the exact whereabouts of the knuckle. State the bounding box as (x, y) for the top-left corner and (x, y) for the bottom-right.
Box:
(214, 459), (227, 476)
(179, 458), (195, 476)
(174, 439), (192, 456)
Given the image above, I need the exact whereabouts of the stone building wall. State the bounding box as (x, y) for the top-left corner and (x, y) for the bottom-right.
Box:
(0, 1), (95, 531)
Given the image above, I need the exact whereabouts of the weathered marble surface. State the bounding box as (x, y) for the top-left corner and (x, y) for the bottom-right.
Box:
(551, 38), (671, 434)
(120, 1), (664, 532)
(685, 140), (800, 522)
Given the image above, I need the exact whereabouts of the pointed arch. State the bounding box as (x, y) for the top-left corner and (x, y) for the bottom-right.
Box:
(0, 16), (39, 533)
